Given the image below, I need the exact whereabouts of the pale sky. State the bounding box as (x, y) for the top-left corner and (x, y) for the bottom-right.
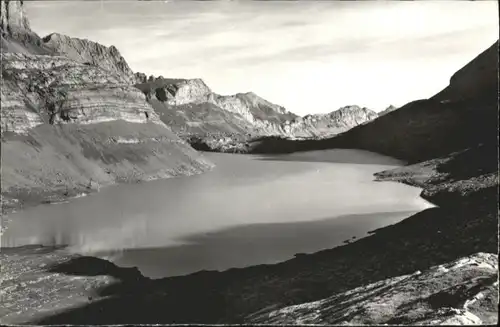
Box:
(26, 0), (498, 114)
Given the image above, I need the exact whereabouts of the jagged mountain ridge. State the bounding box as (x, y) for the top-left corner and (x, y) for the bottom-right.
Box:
(285, 105), (378, 138)
(42, 33), (138, 84)
(2, 7), (380, 150)
(2, 1), (138, 82)
(0, 0), (379, 210)
(0, 0), (213, 214)
(136, 77), (296, 137)
(136, 76), (379, 150)
(14, 24), (379, 146)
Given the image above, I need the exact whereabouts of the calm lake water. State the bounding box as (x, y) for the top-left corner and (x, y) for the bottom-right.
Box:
(1, 150), (433, 278)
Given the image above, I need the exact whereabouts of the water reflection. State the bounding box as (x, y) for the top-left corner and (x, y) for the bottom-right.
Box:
(103, 210), (418, 278)
(1, 150), (433, 277)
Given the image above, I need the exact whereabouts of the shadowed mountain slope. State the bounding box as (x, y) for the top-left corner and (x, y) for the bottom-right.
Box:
(248, 40), (499, 164)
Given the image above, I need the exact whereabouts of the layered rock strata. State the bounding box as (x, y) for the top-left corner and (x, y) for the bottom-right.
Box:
(42, 33), (139, 84)
(136, 77), (379, 151)
(0, 1), (213, 216)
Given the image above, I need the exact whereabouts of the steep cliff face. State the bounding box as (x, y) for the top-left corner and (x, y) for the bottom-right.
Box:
(136, 77), (256, 152)
(0, 0), (51, 54)
(1, 53), (163, 130)
(0, 0), (29, 34)
(1, 52), (213, 214)
(136, 77), (377, 151)
(42, 33), (139, 84)
(137, 77), (297, 135)
(144, 78), (212, 105)
(2, 2), (137, 82)
(0, 1), (213, 215)
(285, 105), (378, 138)
(210, 91), (297, 128)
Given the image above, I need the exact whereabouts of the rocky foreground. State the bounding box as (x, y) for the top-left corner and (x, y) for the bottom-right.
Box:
(247, 253), (498, 325)
(2, 248), (497, 325)
(0, 246), (142, 324)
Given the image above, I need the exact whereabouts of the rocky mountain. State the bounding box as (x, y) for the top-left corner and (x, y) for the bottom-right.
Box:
(0, 0), (378, 209)
(247, 40), (498, 163)
(135, 78), (257, 152)
(136, 77), (297, 135)
(22, 28), (378, 152)
(284, 105), (378, 138)
(42, 33), (139, 84)
(12, 39), (492, 325)
(135, 76), (378, 151)
(0, 0), (213, 215)
(0, 0), (51, 54)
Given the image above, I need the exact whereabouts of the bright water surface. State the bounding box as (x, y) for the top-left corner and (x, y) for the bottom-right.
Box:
(1, 150), (433, 278)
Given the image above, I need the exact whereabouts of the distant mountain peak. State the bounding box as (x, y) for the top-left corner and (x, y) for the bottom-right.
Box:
(378, 104), (398, 116)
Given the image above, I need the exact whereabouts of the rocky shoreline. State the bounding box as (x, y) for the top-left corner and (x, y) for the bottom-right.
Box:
(0, 158), (213, 222)
(246, 252), (498, 325)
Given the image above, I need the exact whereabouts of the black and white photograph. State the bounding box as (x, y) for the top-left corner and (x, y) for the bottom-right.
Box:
(0, 0), (498, 325)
